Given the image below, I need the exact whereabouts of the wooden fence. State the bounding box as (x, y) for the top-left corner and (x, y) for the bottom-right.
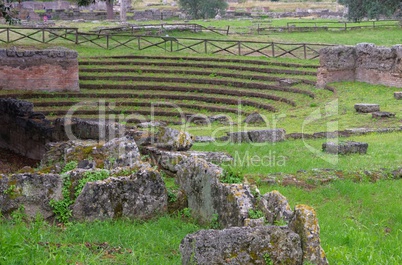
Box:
(257, 20), (400, 34)
(0, 27), (333, 59)
(89, 23), (230, 36)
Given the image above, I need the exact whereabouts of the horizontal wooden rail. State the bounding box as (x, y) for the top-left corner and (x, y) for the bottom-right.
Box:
(0, 27), (335, 59)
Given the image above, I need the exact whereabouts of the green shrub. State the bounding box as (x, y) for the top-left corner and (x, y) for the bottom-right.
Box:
(75, 170), (110, 198)
(248, 209), (264, 219)
(220, 165), (244, 184)
(50, 170), (110, 223)
(61, 161), (78, 174)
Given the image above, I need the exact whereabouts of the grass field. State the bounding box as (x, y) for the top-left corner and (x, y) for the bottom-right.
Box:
(1, 13), (402, 265)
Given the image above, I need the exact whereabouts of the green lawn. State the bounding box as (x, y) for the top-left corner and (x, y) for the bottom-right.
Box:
(259, 179), (402, 265)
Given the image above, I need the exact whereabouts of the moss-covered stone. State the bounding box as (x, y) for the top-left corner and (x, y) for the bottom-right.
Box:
(289, 204), (328, 265)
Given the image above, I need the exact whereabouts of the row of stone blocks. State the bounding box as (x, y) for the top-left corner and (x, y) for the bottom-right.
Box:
(354, 103), (396, 118)
(353, 91), (402, 117)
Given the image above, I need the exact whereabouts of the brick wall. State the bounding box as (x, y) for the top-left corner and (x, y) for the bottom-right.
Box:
(0, 48), (79, 92)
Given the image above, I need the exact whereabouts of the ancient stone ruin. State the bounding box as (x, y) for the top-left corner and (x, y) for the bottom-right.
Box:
(226, 129), (286, 143)
(354, 103), (380, 113)
(0, 48), (79, 92)
(394, 92), (402, 99)
(322, 141), (368, 155)
(177, 156), (328, 265)
(372, 112), (395, 119)
(0, 98), (123, 160)
(317, 43), (402, 88)
(0, 98), (328, 264)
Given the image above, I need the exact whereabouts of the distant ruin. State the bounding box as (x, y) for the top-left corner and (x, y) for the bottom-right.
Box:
(317, 43), (402, 88)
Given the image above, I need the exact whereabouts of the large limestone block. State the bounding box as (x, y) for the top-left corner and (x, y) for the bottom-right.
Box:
(180, 226), (302, 265)
(0, 173), (62, 219)
(176, 157), (254, 227)
(155, 127), (193, 151)
(258, 190), (294, 225)
(72, 166), (167, 221)
(289, 205), (328, 265)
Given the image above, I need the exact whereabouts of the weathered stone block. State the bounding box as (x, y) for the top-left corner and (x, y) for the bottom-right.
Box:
(72, 165), (167, 221)
(209, 114), (231, 124)
(144, 146), (233, 176)
(101, 137), (141, 169)
(180, 226), (302, 265)
(243, 112), (266, 124)
(52, 117), (125, 142)
(372, 112), (395, 118)
(0, 173), (62, 219)
(258, 190), (293, 225)
(394, 92), (402, 99)
(243, 217), (265, 227)
(227, 129), (286, 143)
(194, 136), (215, 143)
(289, 205), (329, 265)
(176, 157), (254, 228)
(155, 127), (193, 151)
(40, 136), (141, 173)
(248, 129), (286, 143)
(354, 103), (380, 113)
(227, 131), (251, 143)
(322, 141), (368, 155)
(0, 47), (79, 91)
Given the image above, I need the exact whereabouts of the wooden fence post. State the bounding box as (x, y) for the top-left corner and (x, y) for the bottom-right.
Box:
(204, 40), (207, 54)
(42, 28), (45, 43)
(303, 44), (307, 59)
(238, 41), (241, 55)
(7, 28), (10, 43)
(106, 34), (109, 49)
(271, 42), (275, 57)
(75, 28), (78, 44)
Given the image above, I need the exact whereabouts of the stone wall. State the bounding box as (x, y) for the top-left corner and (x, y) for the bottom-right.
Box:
(317, 43), (402, 88)
(0, 99), (53, 160)
(21, 1), (72, 11)
(0, 99), (123, 160)
(0, 48), (79, 92)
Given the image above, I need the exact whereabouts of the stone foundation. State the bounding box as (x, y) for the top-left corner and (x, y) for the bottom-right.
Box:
(0, 99), (53, 160)
(0, 48), (79, 92)
(317, 43), (402, 88)
(0, 99), (123, 160)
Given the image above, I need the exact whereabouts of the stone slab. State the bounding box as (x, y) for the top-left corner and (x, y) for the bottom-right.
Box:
(354, 103), (380, 113)
(322, 141), (368, 155)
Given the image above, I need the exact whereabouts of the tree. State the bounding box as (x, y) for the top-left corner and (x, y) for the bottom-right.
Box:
(0, 0), (19, 24)
(342, 0), (401, 22)
(179, 0), (228, 19)
(77, 0), (114, 20)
